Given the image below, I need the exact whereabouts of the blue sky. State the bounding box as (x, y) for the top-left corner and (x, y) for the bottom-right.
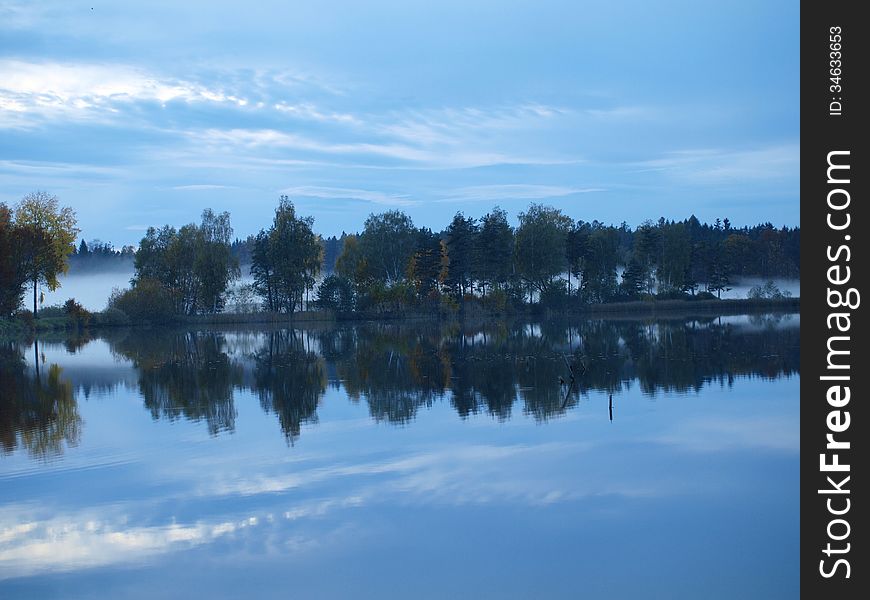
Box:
(0, 0), (799, 245)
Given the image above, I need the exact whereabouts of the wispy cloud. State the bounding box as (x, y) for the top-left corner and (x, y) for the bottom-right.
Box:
(170, 184), (234, 191)
(0, 60), (251, 124)
(439, 184), (605, 203)
(634, 144), (799, 184)
(279, 185), (418, 207)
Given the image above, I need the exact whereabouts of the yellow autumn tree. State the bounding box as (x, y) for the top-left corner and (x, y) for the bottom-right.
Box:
(15, 191), (79, 316)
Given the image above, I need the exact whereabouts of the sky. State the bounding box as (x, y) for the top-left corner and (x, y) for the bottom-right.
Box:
(0, 0), (799, 245)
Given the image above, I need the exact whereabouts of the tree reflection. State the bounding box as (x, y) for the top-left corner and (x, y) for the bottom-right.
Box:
(112, 330), (242, 434)
(1, 316), (800, 452)
(253, 330), (326, 444)
(0, 341), (81, 459)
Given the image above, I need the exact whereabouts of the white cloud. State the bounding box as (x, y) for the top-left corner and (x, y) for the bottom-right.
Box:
(280, 185), (417, 207)
(440, 184), (605, 203)
(635, 144), (799, 184)
(170, 184), (233, 191)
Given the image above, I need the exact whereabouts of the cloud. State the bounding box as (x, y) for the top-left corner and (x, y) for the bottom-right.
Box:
(279, 185), (418, 207)
(0, 60), (253, 125)
(649, 414), (799, 453)
(634, 144), (799, 184)
(439, 184), (605, 203)
(170, 184), (234, 191)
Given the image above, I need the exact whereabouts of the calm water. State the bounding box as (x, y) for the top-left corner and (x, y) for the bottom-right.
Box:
(0, 316), (799, 599)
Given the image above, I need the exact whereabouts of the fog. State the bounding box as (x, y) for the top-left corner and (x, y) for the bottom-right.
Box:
(41, 269), (135, 312)
(38, 269), (800, 313)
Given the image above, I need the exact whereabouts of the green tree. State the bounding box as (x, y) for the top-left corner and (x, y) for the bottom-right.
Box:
(474, 206), (514, 296)
(196, 209), (240, 313)
(514, 204), (572, 299)
(631, 221), (659, 295)
(581, 225), (619, 303)
(443, 212), (478, 299)
(706, 241), (732, 299)
(0, 204), (28, 316)
(408, 228), (444, 301)
(251, 196), (322, 314)
(358, 210), (417, 283)
(133, 210), (239, 315)
(657, 222), (691, 294)
(14, 192), (79, 316)
(335, 234), (372, 288)
(316, 274), (356, 312)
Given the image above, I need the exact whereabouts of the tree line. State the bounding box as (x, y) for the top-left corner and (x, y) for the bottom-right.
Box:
(1, 191), (799, 321)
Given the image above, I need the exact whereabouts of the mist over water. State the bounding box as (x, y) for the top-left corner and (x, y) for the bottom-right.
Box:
(40, 268), (135, 312)
(39, 266), (799, 313)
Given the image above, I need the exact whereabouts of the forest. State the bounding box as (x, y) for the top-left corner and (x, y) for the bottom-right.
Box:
(1, 193), (799, 324)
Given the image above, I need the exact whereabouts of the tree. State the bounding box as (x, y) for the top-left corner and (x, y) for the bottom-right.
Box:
(580, 225), (619, 303)
(631, 221), (659, 295)
(657, 222), (691, 294)
(514, 204), (572, 299)
(358, 210), (417, 283)
(0, 204), (28, 316)
(474, 207), (514, 296)
(251, 196), (322, 314)
(316, 274), (356, 312)
(133, 210), (239, 315)
(443, 212), (477, 299)
(195, 209), (240, 313)
(250, 230), (276, 311)
(335, 234), (372, 288)
(706, 241), (732, 299)
(408, 228), (445, 301)
(14, 192), (79, 316)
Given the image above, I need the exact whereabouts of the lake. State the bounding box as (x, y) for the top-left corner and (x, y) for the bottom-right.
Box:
(0, 315), (799, 599)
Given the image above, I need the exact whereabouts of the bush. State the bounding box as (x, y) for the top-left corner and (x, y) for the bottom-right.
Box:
(694, 291), (718, 301)
(747, 280), (791, 300)
(64, 298), (92, 329)
(655, 290), (691, 301)
(37, 304), (67, 318)
(94, 307), (131, 327)
(108, 279), (176, 324)
(316, 274), (356, 312)
(16, 308), (34, 328)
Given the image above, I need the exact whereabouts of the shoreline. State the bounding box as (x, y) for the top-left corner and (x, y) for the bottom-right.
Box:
(0, 297), (799, 339)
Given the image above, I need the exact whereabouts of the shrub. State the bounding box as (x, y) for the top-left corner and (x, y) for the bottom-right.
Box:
(747, 280), (791, 300)
(64, 298), (92, 329)
(108, 279), (176, 324)
(94, 307), (131, 327)
(655, 290), (690, 301)
(316, 274), (356, 312)
(16, 308), (34, 328)
(37, 304), (67, 318)
(694, 291), (718, 301)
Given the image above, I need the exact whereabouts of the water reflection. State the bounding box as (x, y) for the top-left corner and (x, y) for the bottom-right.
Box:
(0, 342), (81, 459)
(253, 330), (326, 443)
(1, 316), (799, 456)
(112, 332), (242, 435)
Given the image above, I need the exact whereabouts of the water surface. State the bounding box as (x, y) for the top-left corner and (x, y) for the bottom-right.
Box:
(0, 316), (799, 598)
